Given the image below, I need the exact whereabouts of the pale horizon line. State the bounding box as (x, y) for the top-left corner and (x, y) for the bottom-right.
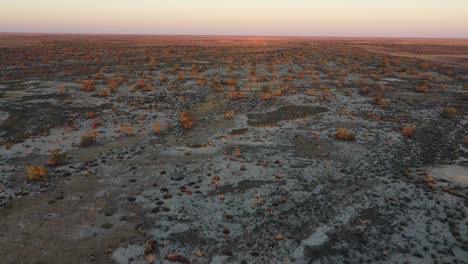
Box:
(1, 31), (467, 40)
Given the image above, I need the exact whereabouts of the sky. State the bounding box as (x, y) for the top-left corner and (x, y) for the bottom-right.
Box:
(1, 0), (467, 38)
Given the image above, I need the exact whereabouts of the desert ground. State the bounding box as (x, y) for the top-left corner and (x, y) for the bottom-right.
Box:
(0, 34), (467, 264)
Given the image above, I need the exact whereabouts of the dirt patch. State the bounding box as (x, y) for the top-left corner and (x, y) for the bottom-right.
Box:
(248, 105), (328, 126)
(0, 101), (111, 144)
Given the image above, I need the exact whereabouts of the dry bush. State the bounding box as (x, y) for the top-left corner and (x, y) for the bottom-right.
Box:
(441, 107), (457, 118)
(142, 83), (154, 92)
(91, 119), (101, 129)
(95, 72), (105, 79)
(179, 112), (194, 130)
(345, 89), (352, 96)
(222, 79), (237, 85)
(197, 79), (208, 86)
(26, 166), (48, 182)
(176, 72), (185, 80)
(57, 87), (66, 94)
(86, 111), (95, 119)
(306, 89), (316, 96)
(167, 122), (174, 130)
(122, 125), (135, 136)
(81, 80), (95, 92)
(224, 111), (234, 119)
(159, 76), (168, 83)
(372, 92), (384, 104)
(335, 128), (355, 141)
(99, 89), (111, 96)
(285, 75), (294, 82)
(228, 92), (247, 100)
(415, 86), (429, 93)
(107, 78), (121, 90)
(360, 86), (370, 94)
(256, 76), (269, 82)
(152, 123), (163, 133)
(213, 85), (223, 92)
(80, 131), (99, 147)
(402, 126), (415, 138)
(261, 93), (272, 100)
(272, 90), (282, 97)
(47, 150), (67, 166)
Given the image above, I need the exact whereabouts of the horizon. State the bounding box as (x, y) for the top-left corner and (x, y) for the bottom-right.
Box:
(1, 32), (468, 40)
(2, 0), (468, 38)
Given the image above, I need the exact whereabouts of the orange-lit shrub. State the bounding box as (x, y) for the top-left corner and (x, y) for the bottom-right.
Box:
(222, 79), (237, 85)
(335, 128), (355, 141)
(47, 151), (67, 166)
(179, 112), (194, 130)
(26, 166), (48, 182)
(99, 89), (111, 96)
(122, 125), (135, 136)
(224, 111), (234, 119)
(152, 123), (163, 133)
(80, 131), (99, 146)
(307, 89), (316, 96)
(228, 92), (246, 100)
(415, 86), (429, 93)
(402, 126), (415, 138)
(441, 107), (457, 118)
(261, 93), (272, 100)
(81, 80), (95, 92)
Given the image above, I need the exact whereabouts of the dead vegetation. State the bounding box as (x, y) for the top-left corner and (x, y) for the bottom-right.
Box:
(335, 128), (355, 141)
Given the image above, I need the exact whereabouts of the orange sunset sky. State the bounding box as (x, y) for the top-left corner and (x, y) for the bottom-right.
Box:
(1, 0), (467, 38)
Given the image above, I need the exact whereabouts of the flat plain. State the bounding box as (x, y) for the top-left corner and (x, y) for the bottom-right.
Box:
(0, 34), (467, 263)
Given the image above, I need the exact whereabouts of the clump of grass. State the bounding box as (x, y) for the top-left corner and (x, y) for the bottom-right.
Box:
(179, 112), (194, 130)
(402, 126), (415, 138)
(80, 131), (98, 147)
(335, 128), (355, 141)
(222, 79), (237, 85)
(224, 111), (234, 119)
(99, 89), (111, 96)
(261, 92), (272, 100)
(26, 166), (48, 182)
(47, 150), (67, 166)
(441, 107), (457, 119)
(306, 89), (316, 96)
(415, 85), (429, 93)
(86, 111), (95, 119)
(121, 125), (135, 136)
(81, 80), (95, 92)
(152, 123), (163, 133)
(228, 92), (246, 100)
(360, 86), (370, 94)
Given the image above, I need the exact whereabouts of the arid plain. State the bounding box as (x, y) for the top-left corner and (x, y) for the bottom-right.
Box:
(0, 34), (467, 263)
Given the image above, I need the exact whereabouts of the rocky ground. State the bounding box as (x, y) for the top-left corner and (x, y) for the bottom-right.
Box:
(0, 35), (467, 264)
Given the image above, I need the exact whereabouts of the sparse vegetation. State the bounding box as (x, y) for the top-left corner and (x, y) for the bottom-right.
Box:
(179, 112), (194, 130)
(47, 150), (67, 166)
(441, 107), (457, 118)
(335, 128), (355, 141)
(80, 131), (99, 146)
(152, 123), (163, 133)
(402, 126), (415, 137)
(26, 166), (48, 182)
